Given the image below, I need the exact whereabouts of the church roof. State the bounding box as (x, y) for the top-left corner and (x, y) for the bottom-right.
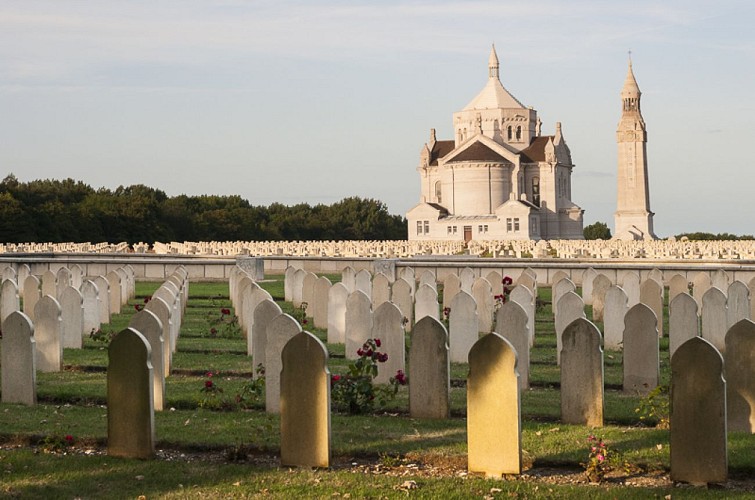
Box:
(429, 140), (455, 166)
(446, 140), (508, 163)
(519, 136), (554, 163)
(463, 78), (526, 111)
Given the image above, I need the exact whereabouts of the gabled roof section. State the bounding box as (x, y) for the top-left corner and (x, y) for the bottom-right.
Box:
(447, 141), (507, 163)
(442, 134), (519, 165)
(520, 135), (554, 163)
(429, 140), (455, 166)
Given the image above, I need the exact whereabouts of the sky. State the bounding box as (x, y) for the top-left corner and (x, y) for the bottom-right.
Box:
(1, 0), (754, 238)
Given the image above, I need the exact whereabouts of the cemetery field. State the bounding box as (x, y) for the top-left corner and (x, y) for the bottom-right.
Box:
(1, 278), (754, 498)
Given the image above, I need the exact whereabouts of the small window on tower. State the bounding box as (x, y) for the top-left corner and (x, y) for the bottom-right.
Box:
(516, 126), (522, 141)
(416, 221), (422, 235)
(507, 126), (512, 141)
(435, 181), (442, 204)
(506, 218), (513, 232)
(424, 221), (430, 234)
(514, 218), (520, 231)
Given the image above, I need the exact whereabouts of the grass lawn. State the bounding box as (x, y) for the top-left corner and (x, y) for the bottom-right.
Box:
(1, 277), (753, 498)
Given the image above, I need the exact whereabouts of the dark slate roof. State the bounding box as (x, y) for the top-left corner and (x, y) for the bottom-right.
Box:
(426, 203), (448, 215)
(447, 141), (508, 163)
(430, 140), (455, 166)
(520, 135), (553, 163)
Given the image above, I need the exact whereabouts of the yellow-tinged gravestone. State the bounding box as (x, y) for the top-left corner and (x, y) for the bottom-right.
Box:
(107, 327), (155, 459)
(280, 331), (331, 468)
(467, 332), (521, 476)
(725, 320), (755, 433)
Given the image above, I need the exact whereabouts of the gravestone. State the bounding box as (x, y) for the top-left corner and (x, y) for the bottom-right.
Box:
(327, 283), (348, 344)
(449, 291), (478, 363)
(486, 270), (503, 297)
(60, 286), (84, 349)
(345, 290), (372, 360)
(692, 272), (711, 308)
(467, 332), (521, 476)
(252, 299), (282, 378)
(69, 264), (83, 290)
(442, 274), (461, 310)
(301, 272), (318, 317)
(670, 337), (727, 484)
(56, 267), (71, 300)
(399, 267), (416, 297)
(639, 279), (664, 338)
(1, 279), (19, 324)
(552, 278), (575, 316)
(460, 267), (475, 294)
(41, 270), (56, 298)
(414, 283), (439, 323)
(603, 285), (629, 351)
(265, 314), (301, 414)
(284, 266), (296, 302)
(22, 275), (41, 322)
(280, 331), (331, 468)
(555, 291), (586, 365)
(494, 300), (530, 390)
(1, 266), (15, 283)
(418, 270), (436, 291)
(355, 269), (372, 297)
(622, 273), (640, 307)
(80, 279), (101, 335)
(551, 270), (569, 287)
(371, 302), (405, 385)
(669, 293), (699, 358)
(749, 277), (755, 321)
(560, 318), (604, 427)
(711, 269), (730, 294)
(106, 271), (122, 316)
(17, 264), (30, 292)
(581, 268), (597, 306)
(341, 266), (356, 293)
(34, 295), (63, 372)
(724, 319), (755, 433)
(107, 328), (155, 459)
(591, 274), (612, 323)
(726, 281), (750, 330)
(235, 277), (253, 330)
(116, 268), (129, 305)
(472, 277), (494, 333)
(94, 276), (111, 324)
(129, 309), (165, 412)
(668, 274), (688, 303)
(145, 296), (172, 378)
(391, 278), (413, 333)
(1, 311), (36, 405)
(701, 287), (728, 352)
(623, 303), (659, 395)
(372, 259), (397, 282)
(517, 270), (537, 295)
(313, 276), (332, 330)
(409, 317), (450, 419)
(292, 269), (306, 308)
(371, 273), (391, 309)
(510, 285), (535, 347)
(647, 268), (663, 287)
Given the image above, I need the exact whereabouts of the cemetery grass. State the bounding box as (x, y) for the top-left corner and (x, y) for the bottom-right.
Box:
(1, 279), (754, 498)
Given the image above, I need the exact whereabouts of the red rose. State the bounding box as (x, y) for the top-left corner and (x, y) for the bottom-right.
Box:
(205, 380), (213, 388)
(374, 339), (381, 347)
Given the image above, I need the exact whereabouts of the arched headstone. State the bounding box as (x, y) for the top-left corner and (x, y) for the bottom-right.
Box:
(265, 314), (301, 414)
(670, 337), (726, 484)
(701, 287), (727, 352)
(60, 286), (84, 349)
(724, 320), (755, 433)
(327, 283), (348, 344)
(252, 299), (282, 378)
(107, 327), (155, 459)
(560, 318), (604, 427)
(669, 293), (699, 358)
(1, 311), (36, 405)
(449, 291), (478, 363)
(603, 285), (628, 351)
(555, 291), (586, 365)
(639, 279), (664, 338)
(129, 309), (165, 412)
(442, 274), (461, 310)
(623, 303), (659, 395)
(409, 317), (450, 419)
(467, 332), (521, 476)
(280, 331), (331, 468)
(391, 278), (413, 333)
(34, 295), (63, 372)
(345, 291), (372, 360)
(494, 301), (530, 390)
(371, 302), (405, 385)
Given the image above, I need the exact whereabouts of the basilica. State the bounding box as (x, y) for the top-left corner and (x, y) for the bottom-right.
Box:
(406, 46), (585, 241)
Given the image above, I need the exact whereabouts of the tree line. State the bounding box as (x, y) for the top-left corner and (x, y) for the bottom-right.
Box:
(0, 175), (407, 244)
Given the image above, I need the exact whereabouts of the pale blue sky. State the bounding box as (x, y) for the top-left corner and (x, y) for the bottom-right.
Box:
(1, 1), (754, 237)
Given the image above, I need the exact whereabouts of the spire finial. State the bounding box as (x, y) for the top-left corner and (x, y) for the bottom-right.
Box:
(488, 44), (499, 80)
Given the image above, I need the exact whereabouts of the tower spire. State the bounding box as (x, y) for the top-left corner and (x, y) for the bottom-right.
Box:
(488, 44), (499, 80)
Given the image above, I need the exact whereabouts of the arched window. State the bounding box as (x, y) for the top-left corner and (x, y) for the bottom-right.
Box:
(532, 177), (540, 206)
(507, 126), (512, 141)
(435, 181), (442, 204)
(516, 126), (522, 141)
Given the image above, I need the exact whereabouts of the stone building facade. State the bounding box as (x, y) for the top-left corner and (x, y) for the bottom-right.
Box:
(407, 47), (584, 242)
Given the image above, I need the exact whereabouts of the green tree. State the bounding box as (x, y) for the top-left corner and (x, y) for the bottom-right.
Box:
(584, 222), (612, 240)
